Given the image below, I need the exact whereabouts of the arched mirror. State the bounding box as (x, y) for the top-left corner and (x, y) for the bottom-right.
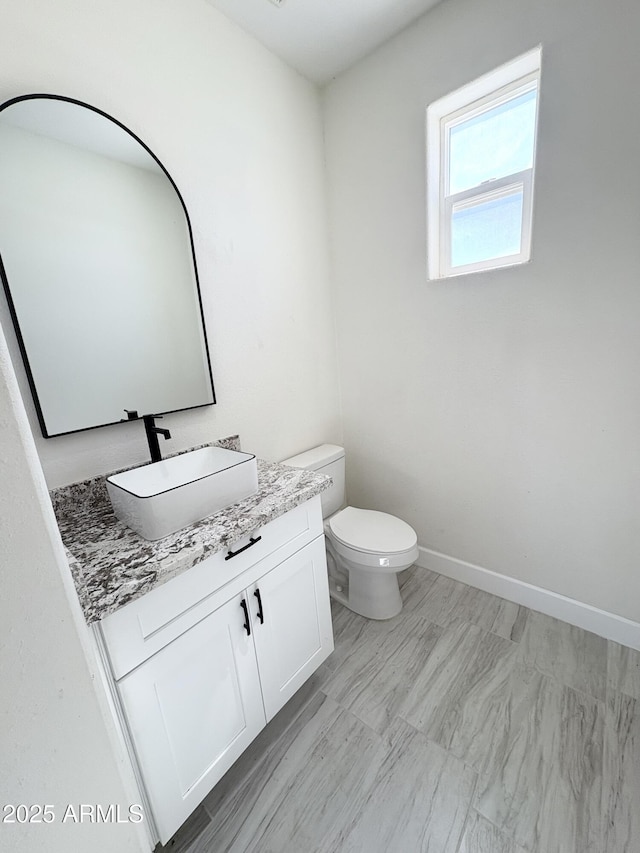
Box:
(0, 94), (215, 437)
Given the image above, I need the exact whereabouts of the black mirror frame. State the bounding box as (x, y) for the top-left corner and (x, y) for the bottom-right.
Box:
(0, 92), (216, 439)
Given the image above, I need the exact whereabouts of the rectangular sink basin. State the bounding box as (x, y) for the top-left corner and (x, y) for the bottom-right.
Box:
(106, 447), (258, 541)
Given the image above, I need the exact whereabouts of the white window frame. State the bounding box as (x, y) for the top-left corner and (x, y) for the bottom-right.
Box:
(426, 47), (542, 280)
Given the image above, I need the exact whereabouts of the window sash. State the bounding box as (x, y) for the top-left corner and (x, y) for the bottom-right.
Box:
(443, 77), (538, 198)
(441, 169), (533, 277)
(440, 71), (539, 184)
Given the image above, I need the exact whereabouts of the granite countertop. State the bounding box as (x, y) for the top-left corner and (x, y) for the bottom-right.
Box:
(51, 437), (330, 624)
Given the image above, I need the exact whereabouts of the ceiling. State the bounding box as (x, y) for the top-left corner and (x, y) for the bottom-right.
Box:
(204, 0), (444, 85)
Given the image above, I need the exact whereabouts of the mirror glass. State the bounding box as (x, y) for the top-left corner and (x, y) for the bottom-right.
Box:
(0, 95), (215, 437)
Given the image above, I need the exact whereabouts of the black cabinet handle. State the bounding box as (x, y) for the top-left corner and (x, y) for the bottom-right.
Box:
(254, 588), (264, 624)
(240, 599), (251, 636)
(225, 536), (262, 561)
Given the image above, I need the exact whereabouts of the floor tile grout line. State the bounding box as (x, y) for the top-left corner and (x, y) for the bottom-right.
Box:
(394, 709), (509, 781)
(520, 658), (608, 707)
(604, 640), (640, 702)
(454, 776), (480, 853)
(397, 608), (526, 649)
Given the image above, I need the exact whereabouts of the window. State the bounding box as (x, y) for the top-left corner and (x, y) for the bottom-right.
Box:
(427, 47), (542, 279)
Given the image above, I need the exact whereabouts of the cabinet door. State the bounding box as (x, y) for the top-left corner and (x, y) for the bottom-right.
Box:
(117, 593), (266, 844)
(251, 536), (334, 721)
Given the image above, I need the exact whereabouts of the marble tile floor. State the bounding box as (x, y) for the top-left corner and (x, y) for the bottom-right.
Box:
(157, 567), (640, 853)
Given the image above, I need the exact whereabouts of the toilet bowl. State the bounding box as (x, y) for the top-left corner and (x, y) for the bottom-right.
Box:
(282, 445), (418, 620)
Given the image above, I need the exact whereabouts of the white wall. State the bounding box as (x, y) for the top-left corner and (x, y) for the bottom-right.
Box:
(323, 0), (640, 623)
(1, 0), (341, 488)
(0, 324), (146, 853)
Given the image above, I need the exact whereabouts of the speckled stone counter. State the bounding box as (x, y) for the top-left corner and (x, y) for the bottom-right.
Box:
(50, 437), (330, 624)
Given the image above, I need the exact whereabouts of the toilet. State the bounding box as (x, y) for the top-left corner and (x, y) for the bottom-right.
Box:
(282, 445), (418, 619)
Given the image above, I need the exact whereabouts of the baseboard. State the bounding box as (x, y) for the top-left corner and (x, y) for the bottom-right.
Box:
(417, 546), (640, 651)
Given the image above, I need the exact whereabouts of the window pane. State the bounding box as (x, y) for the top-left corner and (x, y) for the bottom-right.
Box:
(451, 188), (523, 269)
(449, 88), (537, 195)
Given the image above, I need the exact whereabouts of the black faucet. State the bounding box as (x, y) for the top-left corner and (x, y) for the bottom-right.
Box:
(122, 410), (172, 463)
(143, 414), (172, 463)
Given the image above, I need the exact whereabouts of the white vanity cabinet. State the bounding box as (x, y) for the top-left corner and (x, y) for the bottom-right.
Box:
(97, 496), (333, 845)
(115, 592), (265, 842)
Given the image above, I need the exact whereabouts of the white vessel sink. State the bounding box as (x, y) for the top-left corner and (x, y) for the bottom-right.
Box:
(106, 447), (258, 541)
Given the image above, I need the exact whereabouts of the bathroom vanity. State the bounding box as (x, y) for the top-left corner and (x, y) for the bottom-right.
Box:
(51, 439), (334, 846)
(2, 93), (335, 848)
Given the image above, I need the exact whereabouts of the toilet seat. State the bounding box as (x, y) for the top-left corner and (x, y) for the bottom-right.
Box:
(328, 507), (417, 556)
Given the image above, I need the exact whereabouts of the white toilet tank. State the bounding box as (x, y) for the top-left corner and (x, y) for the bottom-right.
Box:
(282, 444), (345, 518)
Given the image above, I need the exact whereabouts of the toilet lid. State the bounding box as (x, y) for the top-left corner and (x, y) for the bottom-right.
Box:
(329, 507), (417, 555)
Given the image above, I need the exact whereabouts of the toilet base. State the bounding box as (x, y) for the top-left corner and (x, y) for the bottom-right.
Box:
(324, 534), (410, 620)
(347, 567), (403, 619)
(328, 568), (403, 620)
